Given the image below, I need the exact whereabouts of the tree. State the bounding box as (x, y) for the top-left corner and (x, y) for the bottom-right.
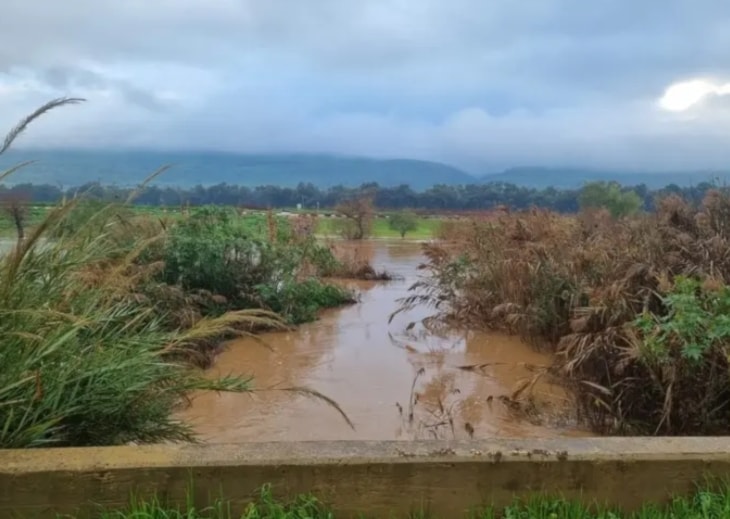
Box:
(388, 211), (419, 238)
(578, 181), (642, 218)
(334, 195), (374, 240)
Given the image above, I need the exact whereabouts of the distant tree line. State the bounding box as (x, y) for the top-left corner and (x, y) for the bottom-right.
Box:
(0, 180), (722, 213)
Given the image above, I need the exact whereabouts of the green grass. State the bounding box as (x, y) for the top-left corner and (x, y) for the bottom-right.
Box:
(0, 206), (443, 240)
(0, 200), (272, 448)
(50, 484), (730, 519)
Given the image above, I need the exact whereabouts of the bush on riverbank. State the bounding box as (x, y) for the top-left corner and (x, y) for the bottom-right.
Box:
(405, 193), (730, 435)
(161, 206), (355, 325)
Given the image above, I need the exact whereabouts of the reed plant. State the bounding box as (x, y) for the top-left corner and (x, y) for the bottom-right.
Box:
(0, 99), (351, 448)
(406, 195), (730, 434)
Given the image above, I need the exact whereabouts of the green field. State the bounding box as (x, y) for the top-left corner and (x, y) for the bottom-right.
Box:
(316, 215), (441, 239)
(0, 205), (444, 240)
(43, 484), (730, 518)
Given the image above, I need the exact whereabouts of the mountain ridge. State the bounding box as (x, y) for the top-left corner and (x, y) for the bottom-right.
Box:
(0, 149), (474, 190)
(0, 149), (728, 190)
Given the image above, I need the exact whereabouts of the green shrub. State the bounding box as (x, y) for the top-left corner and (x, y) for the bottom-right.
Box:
(258, 278), (354, 324)
(162, 206), (353, 323)
(634, 276), (730, 363)
(163, 207), (275, 305)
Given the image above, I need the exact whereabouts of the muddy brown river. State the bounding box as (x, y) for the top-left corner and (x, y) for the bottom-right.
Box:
(181, 240), (590, 441)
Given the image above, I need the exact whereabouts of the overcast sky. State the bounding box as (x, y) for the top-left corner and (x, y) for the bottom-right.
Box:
(0, 0), (729, 173)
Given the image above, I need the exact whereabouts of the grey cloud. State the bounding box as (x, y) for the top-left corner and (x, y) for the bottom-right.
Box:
(37, 67), (167, 111)
(0, 0), (729, 171)
(1, 1), (725, 74)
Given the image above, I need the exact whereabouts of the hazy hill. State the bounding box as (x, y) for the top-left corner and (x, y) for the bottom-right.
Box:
(1, 150), (728, 191)
(482, 167), (730, 189)
(0, 150), (475, 190)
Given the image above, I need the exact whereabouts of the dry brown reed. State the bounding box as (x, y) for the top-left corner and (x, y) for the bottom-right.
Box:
(290, 213), (318, 239)
(322, 240), (394, 281)
(406, 193), (730, 435)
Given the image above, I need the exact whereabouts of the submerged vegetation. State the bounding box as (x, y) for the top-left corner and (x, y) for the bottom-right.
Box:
(0, 99), (364, 448)
(404, 191), (730, 435)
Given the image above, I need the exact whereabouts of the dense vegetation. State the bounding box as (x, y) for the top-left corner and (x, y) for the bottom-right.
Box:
(0, 197), (360, 448)
(0, 99), (359, 448)
(0, 195), (262, 447)
(159, 207), (354, 325)
(43, 483), (730, 519)
(1, 177), (722, 214)
(403, 190), (730, 435)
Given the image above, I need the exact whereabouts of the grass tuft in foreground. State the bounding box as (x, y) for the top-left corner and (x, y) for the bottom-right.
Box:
(54, 484), (730, 519)
(0, 100), (354, 448)
(0, 198), (262, 448)
(0, 103), (263, 448)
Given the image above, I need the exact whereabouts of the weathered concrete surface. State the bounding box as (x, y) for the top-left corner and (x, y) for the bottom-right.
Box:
(1, 438), (730, 518)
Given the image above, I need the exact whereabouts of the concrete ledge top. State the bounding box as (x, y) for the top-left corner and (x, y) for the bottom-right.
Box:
(2, 437), (730, 474)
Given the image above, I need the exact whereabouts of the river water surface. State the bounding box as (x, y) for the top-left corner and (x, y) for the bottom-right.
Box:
(181, 240), (589, 441)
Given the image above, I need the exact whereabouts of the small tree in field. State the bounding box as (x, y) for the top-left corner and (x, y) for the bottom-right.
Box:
(335, 195), (374, 240)
(388, 211), (418, 238)
(578, 181), (642, 218)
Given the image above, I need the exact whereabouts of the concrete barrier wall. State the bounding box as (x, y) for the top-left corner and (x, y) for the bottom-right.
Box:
(2, 438), (730, 518)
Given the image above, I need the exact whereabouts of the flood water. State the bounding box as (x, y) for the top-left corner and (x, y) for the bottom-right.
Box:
(181, 240), (589, 441)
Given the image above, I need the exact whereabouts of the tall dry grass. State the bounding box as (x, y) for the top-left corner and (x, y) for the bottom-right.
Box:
(406, 196), (730, 435)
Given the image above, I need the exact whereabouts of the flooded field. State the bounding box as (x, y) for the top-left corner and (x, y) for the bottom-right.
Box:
(181, 240), (590, 441)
